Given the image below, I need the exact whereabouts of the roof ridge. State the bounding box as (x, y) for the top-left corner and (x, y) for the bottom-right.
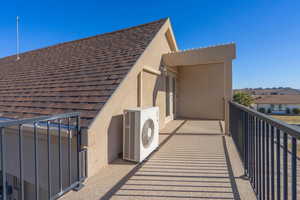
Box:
(0, 18), (168, 61)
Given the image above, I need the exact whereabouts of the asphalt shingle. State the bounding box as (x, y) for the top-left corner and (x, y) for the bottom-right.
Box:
(0, 19), (166, 128)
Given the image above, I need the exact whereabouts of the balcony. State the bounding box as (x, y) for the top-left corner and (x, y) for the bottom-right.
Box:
(61, 119), (256, 200)
(1, 102), (299, 199)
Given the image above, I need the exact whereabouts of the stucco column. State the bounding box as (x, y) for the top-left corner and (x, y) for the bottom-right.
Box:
(224, 59), (233, 135)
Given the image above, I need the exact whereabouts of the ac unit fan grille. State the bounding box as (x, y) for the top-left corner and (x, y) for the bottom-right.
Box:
(142, 118), (155, 148)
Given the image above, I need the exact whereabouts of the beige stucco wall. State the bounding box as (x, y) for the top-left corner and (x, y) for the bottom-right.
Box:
(86, 19), (176, 177)
(224, 59), (233, 134)
(141, 71), (166, 125)
(142, 72), (158, 107)
(163, 44), (235, 134)
(177, 63), (225, 120)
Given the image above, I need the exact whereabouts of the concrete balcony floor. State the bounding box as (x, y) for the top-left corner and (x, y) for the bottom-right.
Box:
(62, 120), (256, 200)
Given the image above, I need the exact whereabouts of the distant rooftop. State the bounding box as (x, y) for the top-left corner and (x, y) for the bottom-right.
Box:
(235, 88), (300, 95)
(254, 95), (300, 104)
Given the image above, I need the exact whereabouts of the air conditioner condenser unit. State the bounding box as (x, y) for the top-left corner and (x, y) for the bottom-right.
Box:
(123, 107), (159, 162)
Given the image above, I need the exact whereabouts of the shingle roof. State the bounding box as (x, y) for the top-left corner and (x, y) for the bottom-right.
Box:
(0, 19), (167, 128)
(254, 95), (300, 104)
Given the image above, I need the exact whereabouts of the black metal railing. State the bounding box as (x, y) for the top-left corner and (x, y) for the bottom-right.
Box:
(230, 101), (299, 200)
(0, 113), (87, 200)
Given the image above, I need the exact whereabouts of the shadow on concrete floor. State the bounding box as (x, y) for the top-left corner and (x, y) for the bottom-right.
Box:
(100, 120), (242, 200)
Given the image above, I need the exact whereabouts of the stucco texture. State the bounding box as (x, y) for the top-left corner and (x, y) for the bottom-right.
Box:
(177, 63), (225, 120)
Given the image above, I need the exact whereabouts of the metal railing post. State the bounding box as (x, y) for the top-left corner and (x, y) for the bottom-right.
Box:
(58, 120), (63, 194)
(266, 123), (270, 200)
(276, 129), (281, 200)
(47, 121), (52, 200)
(0, 127), (6, 200)
(262, 121), (266, 199)
(283, 132), (288, 199)
(291, 137), (297, 200)
(19, 124), (24, 200)
(270, 126), (275, 200)
(74, 116), (84, 191)
(33, 123), (39, 200)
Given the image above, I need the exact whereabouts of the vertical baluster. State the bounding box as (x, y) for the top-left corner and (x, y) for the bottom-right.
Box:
(19, 124), (24, 200)
(253, 116), (256, 189)
(270, 126), (275, 200)
(0, 127), (6, 200)
(248, 115), (252, 180)
(276, 129), (281, 200)
(74, 115), (84, 191)
(253, 117), (255, 189)
(34, 123), (39, 200)
(47, 121), (51, 200)
(235, 107), (238, 150)
(76, 116), (81, 183)
(291, 137), (297, 200)
(262, 121), (266, 199)
(258, 119), (262, 199)
(266, 123), (270, 200)
(256, 117), (259, 193)
(247, 114), (250, 173)
(237, 108), (240, 148)
(283, 132), (288, 199)
(252, 116), (255, 185)
(68, 118), (72, 186)
(244, 111), (248, 175)
(240, 110), (243, 157)
(58, 120), (62, 193)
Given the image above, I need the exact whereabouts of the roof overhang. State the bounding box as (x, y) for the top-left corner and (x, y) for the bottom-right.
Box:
(162, 43), (236, 67)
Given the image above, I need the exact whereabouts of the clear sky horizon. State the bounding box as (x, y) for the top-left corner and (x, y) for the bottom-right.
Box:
(1, 0), (299, 89)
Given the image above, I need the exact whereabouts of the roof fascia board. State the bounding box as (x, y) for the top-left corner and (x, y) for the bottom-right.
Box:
(165, 18), (179, 51)
(163, 43), (236, 67)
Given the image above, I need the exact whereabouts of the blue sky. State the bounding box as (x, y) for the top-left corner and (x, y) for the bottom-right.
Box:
(1, 0), (299, 89)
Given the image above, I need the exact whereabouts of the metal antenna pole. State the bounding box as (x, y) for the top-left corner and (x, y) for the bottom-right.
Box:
(16, 16), (20, 60)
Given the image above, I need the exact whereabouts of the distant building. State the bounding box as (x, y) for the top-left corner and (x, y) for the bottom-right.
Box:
(254, 95), (300, 114)
(235, 88), (300, 95)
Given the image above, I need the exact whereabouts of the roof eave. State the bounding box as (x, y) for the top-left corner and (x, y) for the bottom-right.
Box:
(162, 43), (236, 67)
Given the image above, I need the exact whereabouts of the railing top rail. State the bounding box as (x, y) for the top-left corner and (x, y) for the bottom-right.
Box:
(0, 112), (80, 128)
(230, 101), (300, 139)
